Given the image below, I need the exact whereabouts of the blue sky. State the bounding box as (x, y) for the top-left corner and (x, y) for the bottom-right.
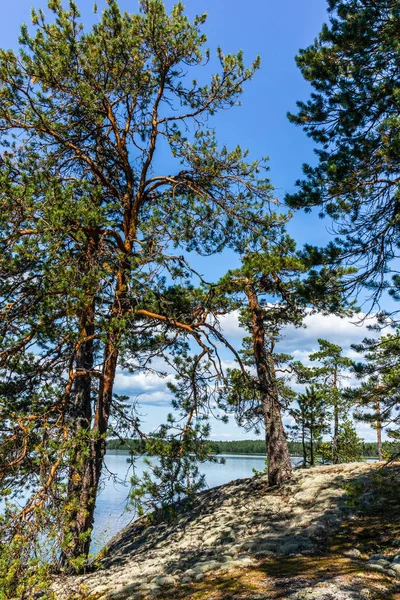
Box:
(0, 1), (386, 443)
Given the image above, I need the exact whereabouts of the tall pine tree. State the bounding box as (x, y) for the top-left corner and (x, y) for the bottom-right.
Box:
(216, 234), (351, 485)
(0, 0), (275, 573)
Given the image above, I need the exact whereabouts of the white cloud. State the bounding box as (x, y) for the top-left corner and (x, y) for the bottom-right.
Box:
(220, 358), (240, 372)
(111, 310), (385, 441)
(217, 310), (245, 339)
(135, 391), (173, 407)
(114, 371), (174, 394)
(283, 414), (297, 429)
(278, 312), (376, 355)
(290, 349), (313, 365)
(214, 309), (377, 365)
(344, 348), (364, 360)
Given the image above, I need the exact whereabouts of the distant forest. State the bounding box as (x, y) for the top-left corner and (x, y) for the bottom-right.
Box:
(106, 438), (392, 458)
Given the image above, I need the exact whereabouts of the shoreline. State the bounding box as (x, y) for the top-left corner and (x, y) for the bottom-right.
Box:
(106, 449), (379, 460)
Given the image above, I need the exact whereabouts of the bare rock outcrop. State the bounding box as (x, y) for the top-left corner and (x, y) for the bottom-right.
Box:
(55, 462), (392, 599)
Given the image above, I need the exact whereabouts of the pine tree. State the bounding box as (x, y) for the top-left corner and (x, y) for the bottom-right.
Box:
(295, 339), (353, 464)
(216, 235), (351, 486)
(129, 354), (219, 520)
(352, 329), (400, 460)
(340, 420), (364, 463)
(286, 0), (400, 303)
(0, 0), (273, 574)
(289, 385), (330, 467)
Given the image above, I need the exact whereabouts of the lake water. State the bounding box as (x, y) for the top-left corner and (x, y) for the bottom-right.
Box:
(91, 452), (303, 553)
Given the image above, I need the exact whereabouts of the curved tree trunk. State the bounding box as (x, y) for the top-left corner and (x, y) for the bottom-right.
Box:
(245, 283), (292, 487)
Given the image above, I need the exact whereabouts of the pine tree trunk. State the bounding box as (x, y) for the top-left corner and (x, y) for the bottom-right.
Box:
(302, 420), (307, 467)
(332, 403), (339, 464)
(245, 283), (292, 487)
(332, 367), (339, 464)
(60, 236), (98, 565)
(61, 259), (126, 565)
(64, 334), (119, 563)
(310, 416), (314, 466)
(60, 314), (95, 564)
(265, 400), (293, 486)
(376, 399), (383, 461)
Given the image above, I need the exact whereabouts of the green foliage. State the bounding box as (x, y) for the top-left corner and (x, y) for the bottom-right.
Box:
(294, 338), (354, 388)
(108, 437), (394, 459)
(287, 0), (400, 300)
(333, 420), (363, 463)
(289, 385), (331, 466)
(206, 439), (269, 455)
(362, 441), (400, 459)
(129, 356), (218, 520)
(214, 228), (351, 485)
(0, 518), (56, 599)
(352, 329), (400, 444)
(106, 438), (147, 452)
(343, 479), (368, 510)
(107, 437), (304, 456)
(317, 442), (334, 465)
(382, 441), (399, 462)
(318, 420), (363, 465)
(294, 338), (354, 464)
(129, 446), (209, 522)
(0, 0), (276, 576)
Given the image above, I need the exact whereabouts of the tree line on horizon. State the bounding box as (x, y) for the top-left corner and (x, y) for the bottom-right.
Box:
(0, 0), (400, 596)
(106, 437), (398, 460)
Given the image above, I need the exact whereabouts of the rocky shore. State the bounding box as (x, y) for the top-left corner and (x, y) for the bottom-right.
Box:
(58, 462), (400, 600)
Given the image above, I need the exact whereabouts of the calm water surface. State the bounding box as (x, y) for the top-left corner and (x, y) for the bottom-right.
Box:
(91, 452), (302, 552)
